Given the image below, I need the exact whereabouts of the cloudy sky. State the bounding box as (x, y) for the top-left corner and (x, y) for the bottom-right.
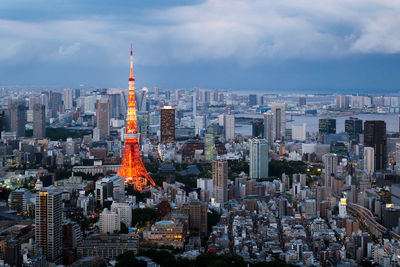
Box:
(1, 0), (400, 92)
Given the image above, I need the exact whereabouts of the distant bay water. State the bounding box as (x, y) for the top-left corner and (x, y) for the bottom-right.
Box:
(235, 113), (400, 136)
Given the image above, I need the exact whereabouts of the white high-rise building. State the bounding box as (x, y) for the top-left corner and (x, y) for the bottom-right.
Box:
(249, 139), (269, 179)
(224, 114), (235, 141)
(292, 124), (306, 141)
(218, 114), (225, 126)
(322, 153), (338, 188)
(111, 202), (132, 227)
(197, 178), (213, 200)
(35, 190), (62, 263)
(364, 147), (375, 175)
(99, 208), (121, 234)
(271, 102), (286, 141)
(338, 198), (347, 218)
(64, 88), (74, 110)
(195, 115), (206, 136)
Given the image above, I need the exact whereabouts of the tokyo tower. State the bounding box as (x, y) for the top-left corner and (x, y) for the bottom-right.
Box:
(118, 46), (156, 191)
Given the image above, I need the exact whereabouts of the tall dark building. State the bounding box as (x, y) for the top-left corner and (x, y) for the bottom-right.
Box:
(364, 120), (387, 171)
(110, 93), (122, 119)
(160, 106), (175, 143)
(249, 94), (257, 106)
(252, 119), (264, 138)
(35, 190), (62, 263)
(33, 104), (46, 139)
(299, 96), (306, 106)
(10, 102), (26, 137)
(319, 118), (336, 135)
(345, 117), (363, 142)
(96, 98), (110, 140)
(0, 110), (6, 132)
(49, 91), (63, 117)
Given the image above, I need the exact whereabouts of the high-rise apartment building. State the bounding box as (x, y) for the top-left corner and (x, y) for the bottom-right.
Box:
(99, 208), (121, 234)
(10, 102), (26, 137)
(364, 147), (375, 174)
(111, 202), (132, 227)
(160, 106), (175, 143)
(109, 92), (122, 119)
(64, 88), (74, 110)
(212, 160), (228, 204)
(292, 124), (306, 141)
(224, 114), (235, 141)
(263, 112), (273, 145)
(322, 153), (338, 189)
(96, 98), (110, 140)
(249, 94), (257, 106)
(204, 133), (216, 162)
(299, 96), (306, 106)
(249, 139), (269, 179)
(195, 115), (206, 136)
(8, 188), (28, 215)
(364, 120), (387, 171)
(35, 190), (62, 263)
(345, 117), (363, 142)
(33, 104), (46, 139)
(271, 102), (286, 141)
(49, 91), (62, 118)
(319, 118), (336, 135)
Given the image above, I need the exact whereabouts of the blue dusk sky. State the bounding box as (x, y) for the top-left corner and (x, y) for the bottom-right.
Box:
(1, 0), (400, 92)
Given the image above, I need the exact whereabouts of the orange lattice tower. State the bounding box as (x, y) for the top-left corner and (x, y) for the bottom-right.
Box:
(118, 46), (156, 191)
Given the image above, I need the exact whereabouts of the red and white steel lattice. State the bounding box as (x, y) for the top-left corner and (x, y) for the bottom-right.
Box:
(117, 46), (155, 191)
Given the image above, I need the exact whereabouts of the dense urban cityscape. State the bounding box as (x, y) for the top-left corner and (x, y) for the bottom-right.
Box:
(3, 0), (400, 266)
(1, 46), (400, 267)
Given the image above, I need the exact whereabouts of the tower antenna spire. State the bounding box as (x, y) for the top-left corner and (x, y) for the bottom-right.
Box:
(129, 43), (134, 81)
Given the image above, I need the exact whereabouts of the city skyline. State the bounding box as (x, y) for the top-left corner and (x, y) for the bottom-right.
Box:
(1, 0), (400, 91)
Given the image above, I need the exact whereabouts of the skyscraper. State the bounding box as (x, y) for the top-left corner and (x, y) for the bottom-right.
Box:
(299, 96), (306, 106)
(49, 91), (62, 118)
(249, 139), (269, 179)
(364, 147), (375, 174)
(204, 133), (216, 162)
(249, 94), (257, 106)
(252, 119), (264, 138)
(10, 102), (26, 137)
(319, 118), (336, 135)
(224, 114), (235, 141)
(292, 124), (306, 141)
(195, 115), (206, 136)
(322, 153), (338, 189)
(345, 117), (363, 142)
(35, 190), (62, 263)
(193, 92), (197, 118)
(64, 88), (74, 110)
(212, 160), (228, 204)
(33, 104), (46, 139)
(96, 98), (110, 140)
(271, 102), (286, 141)
(263, 112), (273, 145)
(364, 120), (387, 171)
(160, 106), (175, 143)
(109, 92), (122, 119)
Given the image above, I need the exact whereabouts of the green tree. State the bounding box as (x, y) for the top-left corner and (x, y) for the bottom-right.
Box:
(116, 251), (146, 267)
(132, 208), (158, 228)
